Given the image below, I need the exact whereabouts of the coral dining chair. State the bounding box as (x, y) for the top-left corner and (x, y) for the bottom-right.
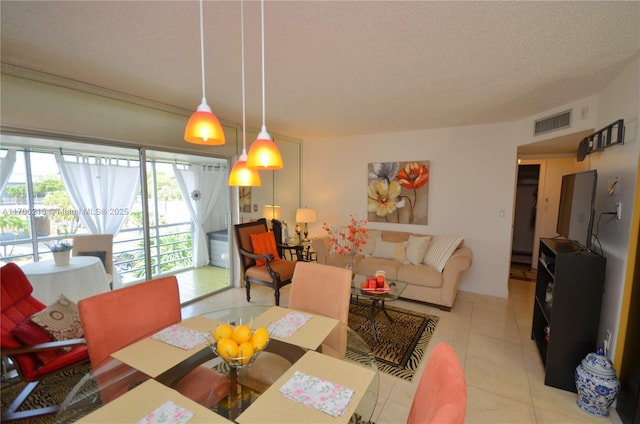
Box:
(240, 262), (353, 392)
(77, 276), (229, 407)
(1, 263), (89, 421)
(406, 342), (467, 424)
(289, 261), (353, 357)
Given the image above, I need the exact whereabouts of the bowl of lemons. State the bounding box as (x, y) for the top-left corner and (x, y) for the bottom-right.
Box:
(208, 323), (270, 368)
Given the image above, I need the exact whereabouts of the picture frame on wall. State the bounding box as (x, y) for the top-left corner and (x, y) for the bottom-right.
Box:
(367, 161), (429, 225)
(239, 187), (252, 213)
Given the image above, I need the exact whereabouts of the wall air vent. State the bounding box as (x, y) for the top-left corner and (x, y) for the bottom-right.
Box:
(534, 110), (572, 136)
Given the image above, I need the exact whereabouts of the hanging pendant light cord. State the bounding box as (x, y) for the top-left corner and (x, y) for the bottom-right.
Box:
(260, 0), (266, 127)
(199, 0), (207, 103)
(241, 0), (247, 153)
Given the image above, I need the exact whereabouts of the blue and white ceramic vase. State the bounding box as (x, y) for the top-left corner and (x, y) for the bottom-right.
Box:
(575, 348), (620, 417)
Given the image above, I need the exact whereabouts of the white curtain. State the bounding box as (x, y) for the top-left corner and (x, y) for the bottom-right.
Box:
(0, 150), (17, 193)
(173, 163), (226, 267)
(55, 152), (140, 235)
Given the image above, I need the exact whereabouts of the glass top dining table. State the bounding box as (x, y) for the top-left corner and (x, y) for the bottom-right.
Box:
(55, 305), (379, 423)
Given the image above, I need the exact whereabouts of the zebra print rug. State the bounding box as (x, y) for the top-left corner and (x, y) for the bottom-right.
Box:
(347, 301), (439, 382)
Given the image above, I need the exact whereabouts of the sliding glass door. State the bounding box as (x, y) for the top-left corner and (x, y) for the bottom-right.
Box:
(1, 134), (232, 300)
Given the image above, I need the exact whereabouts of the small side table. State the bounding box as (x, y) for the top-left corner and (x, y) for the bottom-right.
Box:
(280, 242), (316, 262)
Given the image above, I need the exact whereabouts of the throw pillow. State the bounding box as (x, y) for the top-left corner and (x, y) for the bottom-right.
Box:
(371, 240), (406, 262)
(423, 236), (464, 272)
(393, 242), (407, 262)
(11, 318), (61, 366)
(405, 235), (432, 265)
(360, 230), (382, 256)
(250, 231), (281, 266)
(30, 294), (84, 351)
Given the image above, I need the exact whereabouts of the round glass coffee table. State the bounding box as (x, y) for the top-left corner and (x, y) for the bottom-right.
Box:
(351, 275), (408, 344)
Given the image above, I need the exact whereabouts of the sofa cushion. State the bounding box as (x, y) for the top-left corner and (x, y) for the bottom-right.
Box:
(356, 257), (402, 280)
(381, 231), (412, 243)
(405, 235), (432, 265)
(324, 254), (361, 269)
(424, 236), (464, 272)
(371, 240), (406, 262)
(245, 260), (296, 282)
(361, 230), (382, 256)
(397, 264), (444, 288)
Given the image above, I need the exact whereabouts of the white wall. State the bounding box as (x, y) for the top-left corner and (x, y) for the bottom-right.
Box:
(588, 56), (640, 356)
(304, 123), (520, 298)
(0, 72), (239, 157)
(303, 56), (640, 320)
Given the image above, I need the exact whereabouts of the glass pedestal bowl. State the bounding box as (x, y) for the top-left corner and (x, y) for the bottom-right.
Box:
(207, 339), (270, 368)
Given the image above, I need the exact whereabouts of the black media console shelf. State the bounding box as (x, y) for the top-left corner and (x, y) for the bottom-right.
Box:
(531, 238), (606, 392)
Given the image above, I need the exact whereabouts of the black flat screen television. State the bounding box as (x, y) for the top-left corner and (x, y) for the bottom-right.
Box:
(556, 169), (597, 250)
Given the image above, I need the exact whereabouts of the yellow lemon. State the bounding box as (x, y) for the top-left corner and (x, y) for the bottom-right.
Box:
(237, 342), (255, 364)
(231, 324), (252, 345)
(251, 327), (269, 352)
(217, 338), (238, 360)
(213, 324), (233, 342)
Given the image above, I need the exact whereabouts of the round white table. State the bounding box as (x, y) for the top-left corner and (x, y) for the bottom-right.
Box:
(21, 256), (111, 304)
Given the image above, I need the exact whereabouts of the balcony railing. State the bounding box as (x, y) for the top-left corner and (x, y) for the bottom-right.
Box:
(0, 221), (194, 285)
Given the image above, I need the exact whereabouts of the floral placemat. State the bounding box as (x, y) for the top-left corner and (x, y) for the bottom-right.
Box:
(279, 370), (354, 417)
(268, 311), (312, 338)
(151, 325), (208, 350)
(138, 400), (193, 424)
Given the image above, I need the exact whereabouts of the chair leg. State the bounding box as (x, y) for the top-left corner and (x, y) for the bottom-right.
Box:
(274, 287), (280, 306)
(1, 380), (60, 422)
(246, 281), (251, 302)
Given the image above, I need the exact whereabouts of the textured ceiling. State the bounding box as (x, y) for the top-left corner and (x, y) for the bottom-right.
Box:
(1, 1), (639, 154)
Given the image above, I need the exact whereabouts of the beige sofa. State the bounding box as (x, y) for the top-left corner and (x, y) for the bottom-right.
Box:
(311, 230), (472, 311)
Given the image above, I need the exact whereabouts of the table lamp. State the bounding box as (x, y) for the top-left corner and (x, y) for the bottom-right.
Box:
(295, 208), (316, 241)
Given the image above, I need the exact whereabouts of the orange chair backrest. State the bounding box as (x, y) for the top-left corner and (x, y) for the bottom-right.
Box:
(78, 276), (181, 369)
(289, 262), (352, 357)
(407, 343), (467, 424)
(289, 262), (352, 325)
(233, 219), (269, 271)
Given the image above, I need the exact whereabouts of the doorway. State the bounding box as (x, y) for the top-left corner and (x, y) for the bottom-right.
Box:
(512, 164), (540, 265)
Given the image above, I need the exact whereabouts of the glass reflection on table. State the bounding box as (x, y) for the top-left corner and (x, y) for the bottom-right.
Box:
(56, 305), (379, 423)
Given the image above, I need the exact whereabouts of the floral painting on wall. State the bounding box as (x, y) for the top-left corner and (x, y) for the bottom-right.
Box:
(367, 161), (429, 225)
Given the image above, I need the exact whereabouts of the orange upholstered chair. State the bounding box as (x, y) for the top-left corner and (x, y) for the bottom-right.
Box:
(77, 276), (229, 406)
(407, 343), (467, 424)
(289, 262), (352, 357)
(234, 218), (297, 305)
(1, 263), (88, 421)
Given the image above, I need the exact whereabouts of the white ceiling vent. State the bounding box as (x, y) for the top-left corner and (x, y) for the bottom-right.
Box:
(534, 110), (571, 136)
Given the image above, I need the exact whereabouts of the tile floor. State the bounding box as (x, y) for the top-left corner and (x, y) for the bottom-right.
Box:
(181, 277), (622, 424)
(174, 265), (229, 304)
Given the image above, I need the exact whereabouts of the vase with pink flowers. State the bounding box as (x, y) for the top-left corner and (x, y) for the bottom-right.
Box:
(321, 215), (369, 272)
